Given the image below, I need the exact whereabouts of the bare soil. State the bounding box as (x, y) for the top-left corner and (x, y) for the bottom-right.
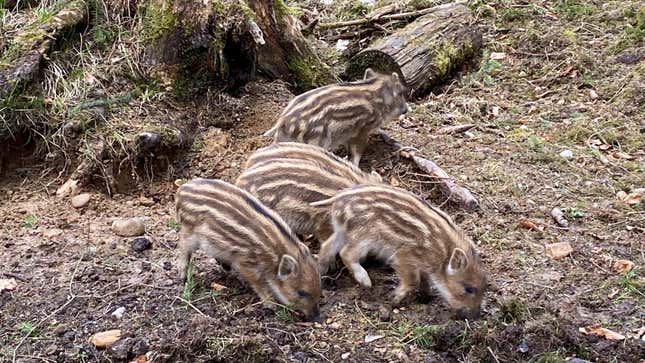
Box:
(1, 1), (644, 362)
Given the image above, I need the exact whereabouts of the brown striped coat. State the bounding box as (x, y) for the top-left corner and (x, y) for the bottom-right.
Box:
(176, 178), (321, 320)
(313, 184), (486, 319)
(263, 69), (408, 165)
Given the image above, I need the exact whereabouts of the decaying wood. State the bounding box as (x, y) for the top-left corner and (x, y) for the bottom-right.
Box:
(0, 0), (87, 99)
(346, 2), (482, 98)
(379, 132), (480, 211)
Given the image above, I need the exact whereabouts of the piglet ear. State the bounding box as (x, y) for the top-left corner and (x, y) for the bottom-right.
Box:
(278, 254), (298, 280)
(363, 68), (377, 79)
(447, 248), (469, 275)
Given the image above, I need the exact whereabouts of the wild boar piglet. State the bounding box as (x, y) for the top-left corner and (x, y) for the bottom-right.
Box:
(313, 184), (487, 319)
(263, 68), (408, 165)
(176, 178), (321, 320)
(236, 142), (382, 242)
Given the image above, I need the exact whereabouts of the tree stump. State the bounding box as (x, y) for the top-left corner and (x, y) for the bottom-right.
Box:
(346, 2), (482, 98)
(143, 0), (329, 92)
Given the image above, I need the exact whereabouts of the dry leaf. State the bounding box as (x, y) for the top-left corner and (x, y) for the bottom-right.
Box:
(545, 242), (573, 259)
(90, 329), (122, 348)
(579, 325), (625, 340)
(389, 176), (400, 187)
(364, 334), (384, 343)
(0, 278), (18, 292)
(519, 219), (543, 231)
(613, 259), (635, 274)
(612, 151), (634, 160)
(210, 282), (227, 292)
(616, 190), (643, 205)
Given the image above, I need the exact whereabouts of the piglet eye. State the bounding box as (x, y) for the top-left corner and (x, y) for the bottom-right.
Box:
(297, 290), (310, 298)
(465, 286), (476, 294)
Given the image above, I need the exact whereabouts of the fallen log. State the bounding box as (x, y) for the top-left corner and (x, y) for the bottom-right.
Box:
(379, 132), (480, 211)
(346, 2), (482, 99)
(0, 0), (87, 99)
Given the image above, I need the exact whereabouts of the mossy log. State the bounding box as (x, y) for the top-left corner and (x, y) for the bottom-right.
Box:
(0, 0), (87, 99)
(144, 0), (329, 92)
(346, 2), (482, 99)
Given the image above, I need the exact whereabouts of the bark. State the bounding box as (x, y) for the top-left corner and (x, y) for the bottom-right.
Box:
(346, 2), (482, 98)
(143, 0), (329, 92)
(0, 0), (88, 99)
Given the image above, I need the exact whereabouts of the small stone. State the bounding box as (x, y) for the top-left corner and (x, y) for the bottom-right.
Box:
(90, 329), (122, 348)
(559, 149), (573, 159)
(131, 338), (149, 355)
(112, 218), (145, 237)
(364, 334), (384, 343)
(111, 307), (126, 319)
(107, 337), (133, 360)
(490, 52), (506, 60)
(71, 193), (91, 208)
(341, 352), (350, 360)
(139, 197), (154, 206)
(43, 228), (64, 238)
(568, 359), (592, 363)
(53, 325), (67, 336)
(545, 242), (573, 259)
(589, 89), (599, 100)
(328, 322), (341, 330)
(518, 340), (529, 353)
(131, 237), (152, 252)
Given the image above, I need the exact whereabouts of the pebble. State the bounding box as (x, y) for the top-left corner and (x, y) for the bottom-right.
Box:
(328, 322), (341, 330)
(107, 337), (132, 360)
(341, 352), (350, 360)
(545, 242), (573, 259)
(131, 237), (152, 252)
(131, 338), (149, 355)
(111, 306), (126, 319)
(139, 197), (155, 206)
(112, 218), (145, 237)
(71, 193), (91, 208)
(559, 149), (573, 160)
(364, 334), (384, 343)
(518, 340), (529, 353)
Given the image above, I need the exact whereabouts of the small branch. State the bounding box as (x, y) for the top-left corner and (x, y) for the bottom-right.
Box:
(317, 7), (438, 30)
(380, 132), (480, 211)
(436, 124), (475, 134)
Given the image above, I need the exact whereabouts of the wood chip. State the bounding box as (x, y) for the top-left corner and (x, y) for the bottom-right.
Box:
(210, 282), (227, 292)
(90, 329), (122, 348)
(613, 259), (635, 274)
(490, 52), (506, 60)
(545, 242), (573, 259)
(612, 151), (634, 160)
(579, 325), (625, 340)
(616, 189), (643, 205)
(589, 89), (599, 100)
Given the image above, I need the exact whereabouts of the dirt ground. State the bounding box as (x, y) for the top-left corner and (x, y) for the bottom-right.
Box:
(1, 0), (644, 362)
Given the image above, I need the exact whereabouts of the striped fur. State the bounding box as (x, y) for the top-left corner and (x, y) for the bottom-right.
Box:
(263, 69), (408, 165)
(176, 178), (321, 320)
(314, 184), (486, 318)
(236, 143), (382, 242)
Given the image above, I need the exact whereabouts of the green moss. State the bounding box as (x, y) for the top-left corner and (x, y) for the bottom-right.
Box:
(142, 2), (175, 43)
(554, 0), (596, 20)
(434, 43), (459, 75)
(287, 55), (330, 90)
(337, 0), (371, 21)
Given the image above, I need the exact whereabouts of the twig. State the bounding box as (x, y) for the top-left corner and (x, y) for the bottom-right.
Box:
(436, 124), (475, 134)
(176, 296), (211, 319)
(487, 346), (501, 363)
(379, 132), (480, 211)
(317, 6), (438, 30)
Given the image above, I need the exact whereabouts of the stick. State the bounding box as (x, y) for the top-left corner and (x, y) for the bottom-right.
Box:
(317, 7), (439, 30)
(379, 132), (480, 211)
(436, 124), (475, 134)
